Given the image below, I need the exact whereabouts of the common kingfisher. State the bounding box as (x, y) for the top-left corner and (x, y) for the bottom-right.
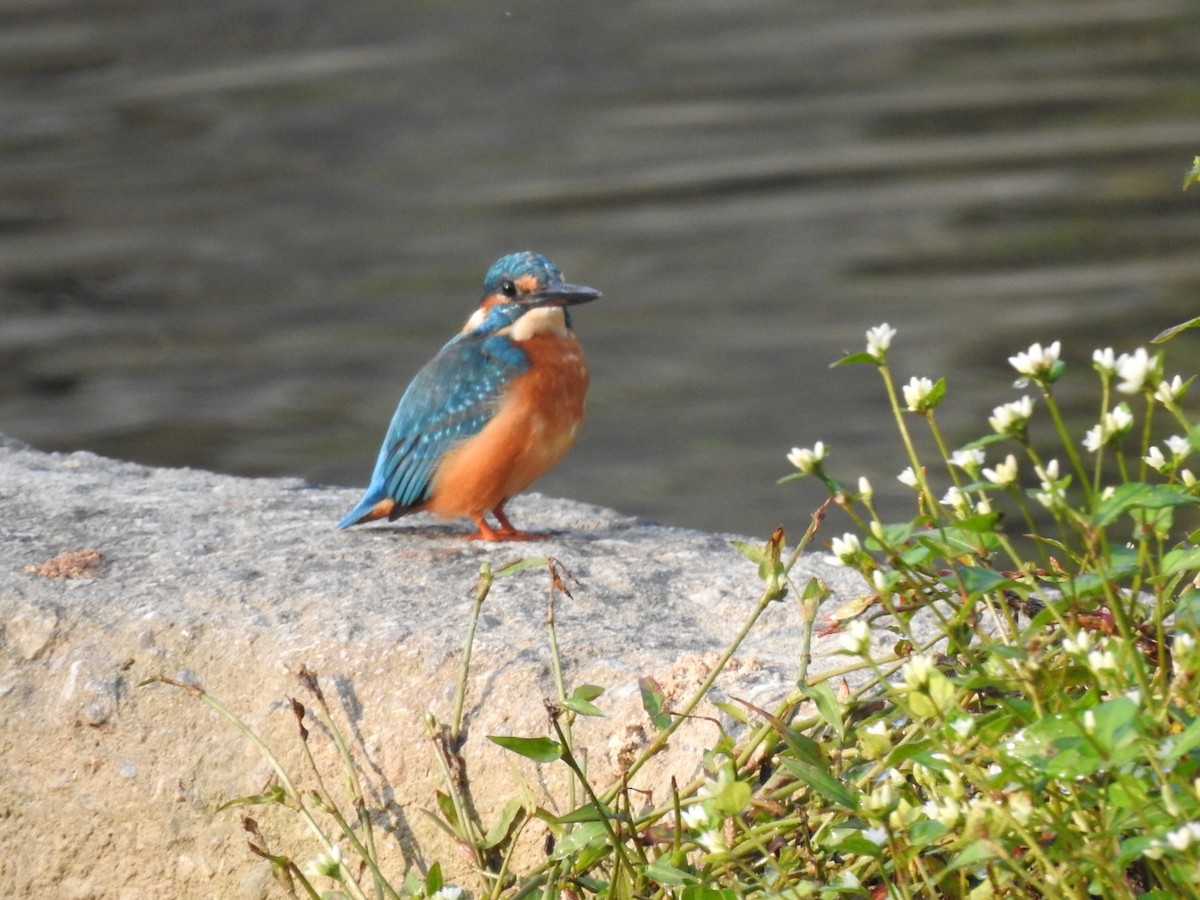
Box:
(338, 251), (600, 541)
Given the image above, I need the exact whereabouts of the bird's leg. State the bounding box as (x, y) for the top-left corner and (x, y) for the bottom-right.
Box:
(466, 514), (504, 542)
(477, 503), (546, 542)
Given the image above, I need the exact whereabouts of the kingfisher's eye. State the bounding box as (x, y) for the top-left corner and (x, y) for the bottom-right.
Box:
(500, 279), (517, 297)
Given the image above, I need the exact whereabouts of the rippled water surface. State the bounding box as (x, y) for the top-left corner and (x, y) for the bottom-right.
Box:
(4, 1), (1200, 537)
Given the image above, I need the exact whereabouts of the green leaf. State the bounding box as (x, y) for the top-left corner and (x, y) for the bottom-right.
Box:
(955, 565), (1019, 598)
(554, 802), (619, 824)
(709, 776), (751, 818)
(946, 839), (1000, 872)
(639, 677), (673, 730)
(831, 350), (882, 367)
(948, 512), (1004, 534)
(550, 820), (608, 859)
(779, 756), (859, 811)
(492, 556), (549, 577)
(923, 376), (947, 409)
(426, 861), (444, 895)
(865, 521), (914, 550)
(487, 735), (563, 762)
(711, 699), (750, 725)
(1160, 546), (1200, 578)
(641, 860), (697, 887)
(730, 539), (764, 565)
(435, 789), (459, 830)
(480, 796), (527, 850)
(680, 888), (739, 900)
(562, 696), (606, 717)
(798, 681), (844, 743)
(1091, 482), (1200, 527)
(915, 525), (998, 558)
(215, 783), (287, 811)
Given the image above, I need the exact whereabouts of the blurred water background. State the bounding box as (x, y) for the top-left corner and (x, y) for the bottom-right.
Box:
(4, 0), (1200, 539)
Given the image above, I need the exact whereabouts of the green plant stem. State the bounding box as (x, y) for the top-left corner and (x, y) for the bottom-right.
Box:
(543, 561), (580, 813)
(307, 687), (382, 893)
(145, 678), (370, 900)
(604, 585), (780, 803)
(452, 570), (492, 744)
(878, 363), (939, 519)
(550, 714), (638, 885)
(1042, 388), (1095, 507)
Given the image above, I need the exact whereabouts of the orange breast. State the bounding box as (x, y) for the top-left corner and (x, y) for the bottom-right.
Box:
(423, 331), (588, 520)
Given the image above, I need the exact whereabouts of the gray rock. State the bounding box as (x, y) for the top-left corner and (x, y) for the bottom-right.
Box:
(0, 435), (868, 897)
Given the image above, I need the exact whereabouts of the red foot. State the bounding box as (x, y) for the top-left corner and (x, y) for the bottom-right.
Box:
(466, 507), (549, 542)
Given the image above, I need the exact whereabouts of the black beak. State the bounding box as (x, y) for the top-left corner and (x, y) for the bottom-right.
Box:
(522, 281), (601, 308)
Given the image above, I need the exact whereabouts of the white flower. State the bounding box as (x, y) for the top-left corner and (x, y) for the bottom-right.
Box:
(698, 828), (728, 855)
(304, 845), (343, 880)
(922, 796), (962, 828)
(1145, 446), (1168, 472)
(863, 779), (896, 816)
(787, 441), (826, 474)
(1184, 469), (1197, 487)
(1084, 404), (1134, 453)
(840, 619), (872, 655)
(1081, 709), (1096, 735)
(902, 654), (936, 691)
(1008, 340), (1061, 379)
(866, 323), (897, 361)
(1165, 822), (1200, 851)
(1092, 347), (1116, 377)
(903, 376), (935, 411)
(950, 448), (985, 476)
(862, 825), (888, 846)
(432, 888), (465, 900)
(1175, 632), (1196, 657)
(1156, 375), (1187, 406)
(988, 396), (1034, 437)
(1088, 648), (1117, 674)
(1167, 435), (1192, 459)
(1110, 403), (1134, 431)
(982, 454), (1019, 487)
(1006, 792), (1033, 826)
(1115, 347), (1159, 394)
(949, 715), (974, 739)
(941, 486), (971, 515)
(681, 803), (714, 831)
(829, 533), (862, 565)
(871, 568), (890, 594)
(1035, 459), (1060, 486)
(857, 476), (874, 502)
(1063, 630), (1095, 656)
(897, 466), (920, 488)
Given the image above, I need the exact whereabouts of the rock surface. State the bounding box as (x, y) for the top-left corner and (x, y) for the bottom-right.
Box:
(0, 435), (867, 898)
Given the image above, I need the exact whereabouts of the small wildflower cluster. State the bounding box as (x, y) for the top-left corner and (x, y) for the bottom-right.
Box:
(676, 762), (748, 859)
(776, 324), (1200, 895)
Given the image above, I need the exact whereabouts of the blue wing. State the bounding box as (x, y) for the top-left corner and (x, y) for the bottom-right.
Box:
(338, 330), (530, 528)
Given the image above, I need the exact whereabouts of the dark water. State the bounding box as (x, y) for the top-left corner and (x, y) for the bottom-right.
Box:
(4, 1), (1200, 539)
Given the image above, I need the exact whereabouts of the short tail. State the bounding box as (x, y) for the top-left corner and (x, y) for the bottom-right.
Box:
(337, 492), (398, 529)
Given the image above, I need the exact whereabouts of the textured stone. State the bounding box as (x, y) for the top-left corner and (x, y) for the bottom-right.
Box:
(0, 435), (868, 898)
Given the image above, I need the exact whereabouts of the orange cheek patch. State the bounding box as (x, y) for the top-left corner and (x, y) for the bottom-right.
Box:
(514, 274), (540, 293)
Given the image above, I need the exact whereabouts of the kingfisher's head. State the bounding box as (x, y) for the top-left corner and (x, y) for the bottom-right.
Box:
(463, 251), (600, 337)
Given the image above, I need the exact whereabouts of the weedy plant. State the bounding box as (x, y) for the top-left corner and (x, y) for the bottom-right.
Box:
(148, 319), (1200, 896)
